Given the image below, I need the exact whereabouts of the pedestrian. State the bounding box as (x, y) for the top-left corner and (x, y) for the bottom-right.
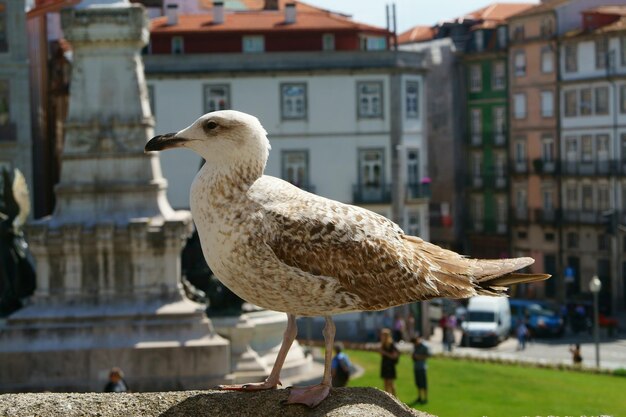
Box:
(103, 367), (129, 393)
(516, 319), (528, 351)
(406, 313), (416, 341)
(411, 334), (430, 405)
(444, 314), (457, 352)
(379, 328), (399, 396)
(393, 313), (405, 342)
(569, 344), (583, 366)
(331, 342), (352, 387)
(439, 314), (448, 351)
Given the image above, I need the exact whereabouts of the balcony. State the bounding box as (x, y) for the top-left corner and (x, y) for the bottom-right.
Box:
(493, 132), (506, 146)
(352, 183), (391, 204)
(511, 208), (530, 223)
(562, 210), (605, 225)
(561, 160), (613, 176)
(534, 208), (558, 224)
(510, 159), (528, 174)
(465, 216), (508, 235)
(468, 174), (507, 189)
(532, 158), (557, 175)
(406, 182), (430, 200)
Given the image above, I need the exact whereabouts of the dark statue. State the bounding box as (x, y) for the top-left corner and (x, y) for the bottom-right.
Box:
(0, 168), (36, 317)
(181, 230), (244, 316)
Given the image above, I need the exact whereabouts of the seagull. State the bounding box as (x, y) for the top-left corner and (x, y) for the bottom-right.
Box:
(145, 110), (550, 407)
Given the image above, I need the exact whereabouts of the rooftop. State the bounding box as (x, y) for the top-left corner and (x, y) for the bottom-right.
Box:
(508, 0), (569, 20)
(151, 5), (388, 34)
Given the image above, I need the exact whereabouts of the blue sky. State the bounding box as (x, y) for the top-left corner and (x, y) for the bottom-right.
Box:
(305, 0), (539, 33)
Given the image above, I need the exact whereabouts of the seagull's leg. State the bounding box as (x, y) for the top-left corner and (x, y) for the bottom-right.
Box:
(219, 313), (297, 391)
(285, 315), (334, 408)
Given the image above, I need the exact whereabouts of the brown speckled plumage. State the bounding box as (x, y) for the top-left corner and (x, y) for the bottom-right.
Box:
(146, 110), (550, 406)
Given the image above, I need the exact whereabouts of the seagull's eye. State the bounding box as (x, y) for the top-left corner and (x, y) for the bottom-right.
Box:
(206, 121), (218, 130)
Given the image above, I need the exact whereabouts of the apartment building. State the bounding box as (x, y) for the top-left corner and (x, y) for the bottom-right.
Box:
(507, 3), (560, 299)
(462, 3), (533, 259)
(144, 2), (430, 239)
(0, 1), (34, 209)
(559, 6), (626, 311)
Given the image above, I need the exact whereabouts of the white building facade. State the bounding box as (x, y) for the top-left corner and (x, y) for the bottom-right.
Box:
(559, 26), (626, 311)
(144, 51), (430, 240)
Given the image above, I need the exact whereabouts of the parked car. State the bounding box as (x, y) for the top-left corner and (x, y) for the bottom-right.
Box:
(461, 296), (511, 347)
(509, 299), (564, 337)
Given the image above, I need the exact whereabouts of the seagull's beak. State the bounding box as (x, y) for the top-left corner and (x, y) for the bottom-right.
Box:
(144, 133), (187, 152)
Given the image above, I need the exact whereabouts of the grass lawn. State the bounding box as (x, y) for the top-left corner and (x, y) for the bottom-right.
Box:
(345, 349), (626, 417)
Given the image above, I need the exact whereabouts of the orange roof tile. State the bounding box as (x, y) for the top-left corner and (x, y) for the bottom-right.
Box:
(196, 0), (344, 15)
(151, 10), (389, 34)
(467, 2), (535, 22)
(509, 0), (569, 19)
(397, 26), (436, 44)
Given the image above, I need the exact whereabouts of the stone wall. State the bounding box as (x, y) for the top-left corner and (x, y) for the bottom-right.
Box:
(0, 389), (434, 417)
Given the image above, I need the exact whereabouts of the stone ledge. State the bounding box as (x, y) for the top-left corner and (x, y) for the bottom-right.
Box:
(0, 388), (434, 417)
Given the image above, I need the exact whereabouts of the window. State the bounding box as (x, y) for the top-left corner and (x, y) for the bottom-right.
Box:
(203, 84), (230, 113)
(281, 83), (307, 120)
(497, 26), (507, 49)
(406, 211), (421, 237)
(565, 44), (577, 73)
(598, 184), (610, 211)
(492, 62), (505, 90)
(622, 36), (626, 66)
(512, 25), (524, 42)
(581, 135), (593, 162)
(474, 30), (484, 52)
(597, 134), (610, 162)
(171, 36), (184, 54)
(596, 38), (608, 70)
(514, 51), (526, 76)
(565, 184), (578, 209)
(543, 187), (554, 211)
(541, 90), (554, 117)
(542, 135), (554, 162)
(515, 139), (526, 162)
(540, 17), (553, 37)
(407, 149), (420, 185)
(405, 81), (419, 119)
(621, 85), (626, 113)
(470, 108), (481, 144)
(362, 36), (386, 50)
(357, 81), (383, 119)
(493, 106), (505, 143)
(496, 197), (507, 230)
(470, 64), (482, 92)
(243, 35), (264, 53)
(472, 152), (482, 179)
(580, 88), (592, 116)
(495, 152), (506, 178)
(513, 93), (526, 119)
(282, 150), (309, 189)
(359, 149), (384, 187)
(567, 232), (579, 249)
(516, 188), (527, 216)
(565, 137), (578, 161)
(598, 234), (609, 251)
(595, 86), (609, 115)
(582, 184), (593, 210)
(541, 47), (554, 73)
(0, 2), (6, 52)
(322, 33), (335, 51)
(565, 90), (577, 117)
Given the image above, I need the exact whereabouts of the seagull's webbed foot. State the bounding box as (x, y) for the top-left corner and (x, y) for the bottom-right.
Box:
(219, 379), (281, 391)
(285, 383), (331, 408)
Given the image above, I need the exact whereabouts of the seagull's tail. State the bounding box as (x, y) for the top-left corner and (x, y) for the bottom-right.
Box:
(401, 235), (551, 298)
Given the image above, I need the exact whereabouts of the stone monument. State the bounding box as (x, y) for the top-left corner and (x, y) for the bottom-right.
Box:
(0, 1), (231, 392)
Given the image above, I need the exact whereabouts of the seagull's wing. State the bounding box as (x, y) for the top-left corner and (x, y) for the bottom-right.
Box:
(251, 176), (548, 311)
(251, 177), (465, 310)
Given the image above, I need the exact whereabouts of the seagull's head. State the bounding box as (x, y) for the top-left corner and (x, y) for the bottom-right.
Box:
(145, 110), (270, 174)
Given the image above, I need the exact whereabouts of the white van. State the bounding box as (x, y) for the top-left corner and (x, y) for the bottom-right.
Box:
(461, 296), (511, 347)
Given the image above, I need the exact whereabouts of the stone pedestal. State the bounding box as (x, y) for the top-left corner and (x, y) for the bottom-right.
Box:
(213, 310), (312, 384)
(0, 3), (230, 392)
